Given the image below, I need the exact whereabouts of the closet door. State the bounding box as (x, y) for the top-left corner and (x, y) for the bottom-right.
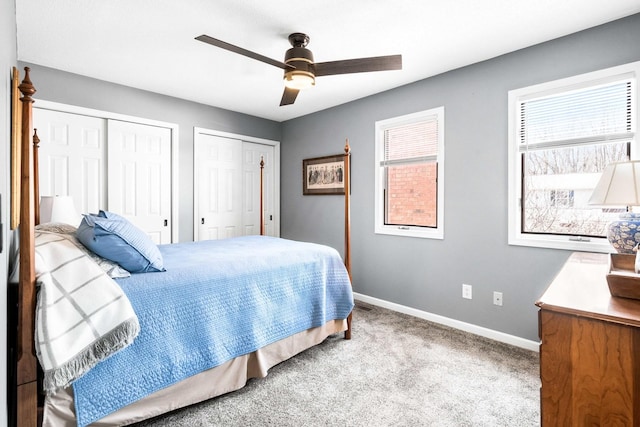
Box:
(195, 134), (243, 240)
(195, 133), (276, 240)
(107, 120), (172, 244)
(243, 141), (275, 236)
(34, 108), (106, 218)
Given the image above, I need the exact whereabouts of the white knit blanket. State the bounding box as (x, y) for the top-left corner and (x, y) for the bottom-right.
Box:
(34, 231), (140, 393)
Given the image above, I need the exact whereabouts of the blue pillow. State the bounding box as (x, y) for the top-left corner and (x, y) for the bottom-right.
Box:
(76, 210), (164, 273)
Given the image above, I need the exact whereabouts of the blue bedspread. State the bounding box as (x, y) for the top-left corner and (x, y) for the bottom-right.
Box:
(72, 236), (354, 427)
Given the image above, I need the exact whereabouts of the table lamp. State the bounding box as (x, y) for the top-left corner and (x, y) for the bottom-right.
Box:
(40, 195), (81, 226)
(588, 160), (640, 254)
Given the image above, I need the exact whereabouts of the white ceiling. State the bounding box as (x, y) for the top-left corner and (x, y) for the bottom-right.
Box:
(15, 0), (640, 122)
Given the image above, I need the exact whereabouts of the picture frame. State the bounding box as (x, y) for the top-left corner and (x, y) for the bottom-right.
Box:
(303, 153), (349, 195)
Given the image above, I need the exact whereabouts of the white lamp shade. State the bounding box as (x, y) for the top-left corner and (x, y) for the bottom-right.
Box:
(588, 161), (640, 206)
(40, 196), (81, 226)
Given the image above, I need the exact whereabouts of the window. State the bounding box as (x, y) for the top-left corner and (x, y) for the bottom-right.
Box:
(508, 61), (639, 251)
(375, 107), (445, 239)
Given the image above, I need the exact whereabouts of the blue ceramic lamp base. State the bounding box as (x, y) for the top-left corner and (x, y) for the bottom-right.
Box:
(608, 213), (640, 254)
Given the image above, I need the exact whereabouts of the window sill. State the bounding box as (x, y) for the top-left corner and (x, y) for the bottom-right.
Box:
(508, 233), (613, 253)
(375, 225), (444, 240)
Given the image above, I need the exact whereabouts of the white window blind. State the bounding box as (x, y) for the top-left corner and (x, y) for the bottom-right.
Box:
(519, 80), (633, 150)
(382, 117), (439, 166)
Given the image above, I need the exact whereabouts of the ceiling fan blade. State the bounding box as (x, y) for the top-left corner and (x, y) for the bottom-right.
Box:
(196, 35), (294, 71)
(280, 87), (300, 106)
(315, 54), (402, 77)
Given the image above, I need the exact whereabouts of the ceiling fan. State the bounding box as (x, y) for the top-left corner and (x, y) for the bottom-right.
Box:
(195, 32), (402, 106)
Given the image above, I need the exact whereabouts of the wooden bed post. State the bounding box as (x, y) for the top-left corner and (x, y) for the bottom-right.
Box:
(259, 156), (265, 236)
(344, 140), (352, 340)
(17, 67), (39, 427)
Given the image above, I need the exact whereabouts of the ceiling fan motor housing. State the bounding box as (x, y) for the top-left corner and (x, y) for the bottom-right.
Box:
(284, 46), (316, 88)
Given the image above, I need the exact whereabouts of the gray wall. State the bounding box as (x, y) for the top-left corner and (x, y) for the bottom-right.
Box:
(15, 63), (282, 242)
(280, 14), (640, 342)
(1, 0), (17, 424)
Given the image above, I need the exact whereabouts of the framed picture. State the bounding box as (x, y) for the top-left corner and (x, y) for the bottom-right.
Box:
(303, 153), (348, 195)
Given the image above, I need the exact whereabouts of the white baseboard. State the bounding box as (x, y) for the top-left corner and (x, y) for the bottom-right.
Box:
(353, 292), (539, 352)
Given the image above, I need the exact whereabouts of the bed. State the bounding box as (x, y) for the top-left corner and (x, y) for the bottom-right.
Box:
(11, 67), (354, 427)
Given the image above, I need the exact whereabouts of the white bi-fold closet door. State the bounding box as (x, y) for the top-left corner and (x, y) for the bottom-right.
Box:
(34, 107), (174, 244)
(194, 128), (279, 241)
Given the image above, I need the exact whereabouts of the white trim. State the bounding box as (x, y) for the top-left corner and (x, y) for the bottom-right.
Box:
(35, 100), (179, 129)
(507, 61), (640, 252)
(353, 292), (539, 352)
(33, 100), (180, 243)
(194, 127), (280, 147)
(193, 127), (281, 240)
(374, 107), (445, 239)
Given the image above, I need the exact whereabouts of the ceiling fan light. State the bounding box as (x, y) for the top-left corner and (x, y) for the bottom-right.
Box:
(284, 70), (315, 90)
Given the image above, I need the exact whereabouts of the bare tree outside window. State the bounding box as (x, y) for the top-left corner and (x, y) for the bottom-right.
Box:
(522, 142), (628, 236)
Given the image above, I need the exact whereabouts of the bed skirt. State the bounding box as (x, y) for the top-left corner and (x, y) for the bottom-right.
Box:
(43, 319), (348, 426)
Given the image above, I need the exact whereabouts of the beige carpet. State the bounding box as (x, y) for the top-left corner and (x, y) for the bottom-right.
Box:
(133, 303), (540, 426)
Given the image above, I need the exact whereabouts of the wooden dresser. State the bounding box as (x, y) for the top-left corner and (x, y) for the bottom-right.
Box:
(536, 252), (640, 426)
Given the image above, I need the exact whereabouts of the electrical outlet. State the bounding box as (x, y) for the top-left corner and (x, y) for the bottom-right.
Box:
(493, 291), (503, 306)
(462, 284), (472, 299)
